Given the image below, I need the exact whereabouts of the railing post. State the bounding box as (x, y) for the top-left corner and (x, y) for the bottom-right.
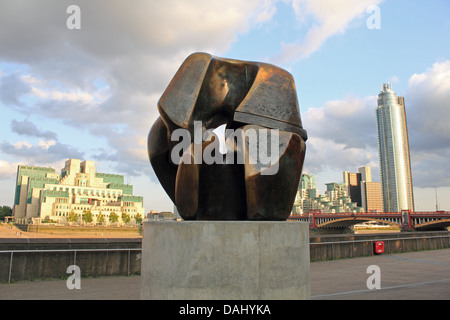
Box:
(127, 250), (130, 276)
(8, 252), (13, 284)
(352, 241), (355, 258)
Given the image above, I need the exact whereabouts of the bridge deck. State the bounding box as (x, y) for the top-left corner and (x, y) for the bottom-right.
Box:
(289, 211), (450, 231)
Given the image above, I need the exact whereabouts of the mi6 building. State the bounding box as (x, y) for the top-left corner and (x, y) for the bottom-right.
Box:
(13, 159), (145, 224)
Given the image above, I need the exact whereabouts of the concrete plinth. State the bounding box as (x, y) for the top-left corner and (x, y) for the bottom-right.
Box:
(140, 221), (310, 300)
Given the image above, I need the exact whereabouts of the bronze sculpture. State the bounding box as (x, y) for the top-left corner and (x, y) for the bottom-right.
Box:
(148, 52), (307, 221)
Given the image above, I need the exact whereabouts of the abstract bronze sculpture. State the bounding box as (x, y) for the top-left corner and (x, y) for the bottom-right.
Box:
(148, 53), (307, 221)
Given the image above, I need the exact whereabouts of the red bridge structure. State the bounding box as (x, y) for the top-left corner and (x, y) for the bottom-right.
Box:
(288, 210), (450, 232)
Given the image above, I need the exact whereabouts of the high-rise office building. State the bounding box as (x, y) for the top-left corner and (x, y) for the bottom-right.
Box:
(343, 171), (362, 207)
(376, 83), (414, 212)
(358, 166), (383, 213)
(343, 166), (383, 212)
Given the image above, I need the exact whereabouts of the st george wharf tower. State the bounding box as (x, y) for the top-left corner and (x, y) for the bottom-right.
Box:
(376, 83), (415, 212)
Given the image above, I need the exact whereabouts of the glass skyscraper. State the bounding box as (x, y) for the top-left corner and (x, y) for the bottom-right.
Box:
(376, 83), (414, 212)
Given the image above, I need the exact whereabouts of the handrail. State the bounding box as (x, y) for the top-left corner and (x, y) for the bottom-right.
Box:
(310, 234), (450, 245)
(289, 211), (450, 217)
(1, 247), (141, 284)
(0, 248), (141, 254)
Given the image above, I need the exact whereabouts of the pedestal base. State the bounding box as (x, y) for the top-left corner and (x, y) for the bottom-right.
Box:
(140, 221), (310, 300)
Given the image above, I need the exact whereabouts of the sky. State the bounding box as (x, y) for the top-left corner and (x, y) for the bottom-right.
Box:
(1, 0), (450, 212)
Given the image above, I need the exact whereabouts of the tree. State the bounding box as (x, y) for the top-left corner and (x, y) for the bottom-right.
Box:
(67, 210), (79, 223)
(109, 211), (119, 223)
(121, 212), (131, 224)
(134, 213), (143, 225)
(97, 212), (105, 225)
(82, 210), (93, 224)
(0, 206), (12, 221)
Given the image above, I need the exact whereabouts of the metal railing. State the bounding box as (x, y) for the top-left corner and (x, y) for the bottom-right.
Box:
(2, 234), (450, 282)
(1, 248), (141, 284)
(309, 234), (450, 261)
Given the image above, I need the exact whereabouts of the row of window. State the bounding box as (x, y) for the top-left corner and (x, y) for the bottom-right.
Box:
(49, 186), (122, 197)
(53, 205), (136, 212)
(53, 212), (138, 218)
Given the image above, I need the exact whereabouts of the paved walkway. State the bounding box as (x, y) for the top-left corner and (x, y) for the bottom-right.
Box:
(1, 249), (449, 300)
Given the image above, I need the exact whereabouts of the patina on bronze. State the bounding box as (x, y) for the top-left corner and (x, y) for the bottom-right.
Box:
(148, 52), (307, 221)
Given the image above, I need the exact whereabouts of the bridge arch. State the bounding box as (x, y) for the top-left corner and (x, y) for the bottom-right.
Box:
(317, 217), (401, 229)
(414, 219), (450, 231)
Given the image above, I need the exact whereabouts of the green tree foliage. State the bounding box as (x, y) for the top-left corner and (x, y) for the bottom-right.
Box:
(109, 211), (119, 223)
(82, 210), (93, 224)
(67, 210), (79, 223)
(134, 213), (143, 224)
(0, 206), (12, 221)
(121, 212), (131, 224)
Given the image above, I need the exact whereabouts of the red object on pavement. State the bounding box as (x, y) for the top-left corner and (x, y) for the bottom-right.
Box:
(374, 241), (384, 254)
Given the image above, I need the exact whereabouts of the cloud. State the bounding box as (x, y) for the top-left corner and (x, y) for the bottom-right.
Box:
(0, 72), (31, 106)
(0, 0), (279, 177)
(405, 60), (450, 188)
(302, 95), (379, 175)
(0, 139), (84, 164)
(407, 61), (450, 143)
(274, 0), (384, 63)
(11, 119), (58, 140)
(0, 159), (18, 180)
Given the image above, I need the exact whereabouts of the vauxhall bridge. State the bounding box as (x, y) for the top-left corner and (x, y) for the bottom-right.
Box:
(289, 210), (450, 232)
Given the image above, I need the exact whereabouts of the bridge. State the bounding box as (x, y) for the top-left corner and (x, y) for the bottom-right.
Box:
(288, 210), (450, 232)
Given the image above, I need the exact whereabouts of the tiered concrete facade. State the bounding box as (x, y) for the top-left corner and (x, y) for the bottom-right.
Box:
(13, 159), (144, 224)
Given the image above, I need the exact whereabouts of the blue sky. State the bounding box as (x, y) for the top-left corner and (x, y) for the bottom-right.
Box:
(1, 0), (450, 212)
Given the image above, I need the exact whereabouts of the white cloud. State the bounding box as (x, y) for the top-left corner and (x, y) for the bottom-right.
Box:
(303, 95), (378, 149)
(38, 139), (56, 150)
(300, 94), (380, 184)
(0, 0), (280, 179)
(406, 61), (450, 145)
(0, 159), (18, 180)
(13, 140), (32, 150)
(274, 0), (384, 63)
(405, 60), (450, 188)
(1, 139), (84, 164)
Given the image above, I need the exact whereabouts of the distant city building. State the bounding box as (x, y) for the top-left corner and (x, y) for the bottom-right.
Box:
(292, 173), (363, 214)
(343, 171), (362, 207)
(376, 83), (414, 212)
(343, 166), (384, 212)
(359, 166), (383, 212)
(13, 159), (145, 224)
(361, 180), (384, 213)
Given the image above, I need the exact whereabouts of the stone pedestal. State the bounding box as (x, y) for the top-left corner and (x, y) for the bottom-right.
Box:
(140, 221), (310, 300)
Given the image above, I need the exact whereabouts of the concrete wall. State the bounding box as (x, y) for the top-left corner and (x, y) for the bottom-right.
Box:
(309, 231), (450, 261)
(1, 231), (449, 283)
(141, 221), (311, 300)
(0, 238), (141, 283)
